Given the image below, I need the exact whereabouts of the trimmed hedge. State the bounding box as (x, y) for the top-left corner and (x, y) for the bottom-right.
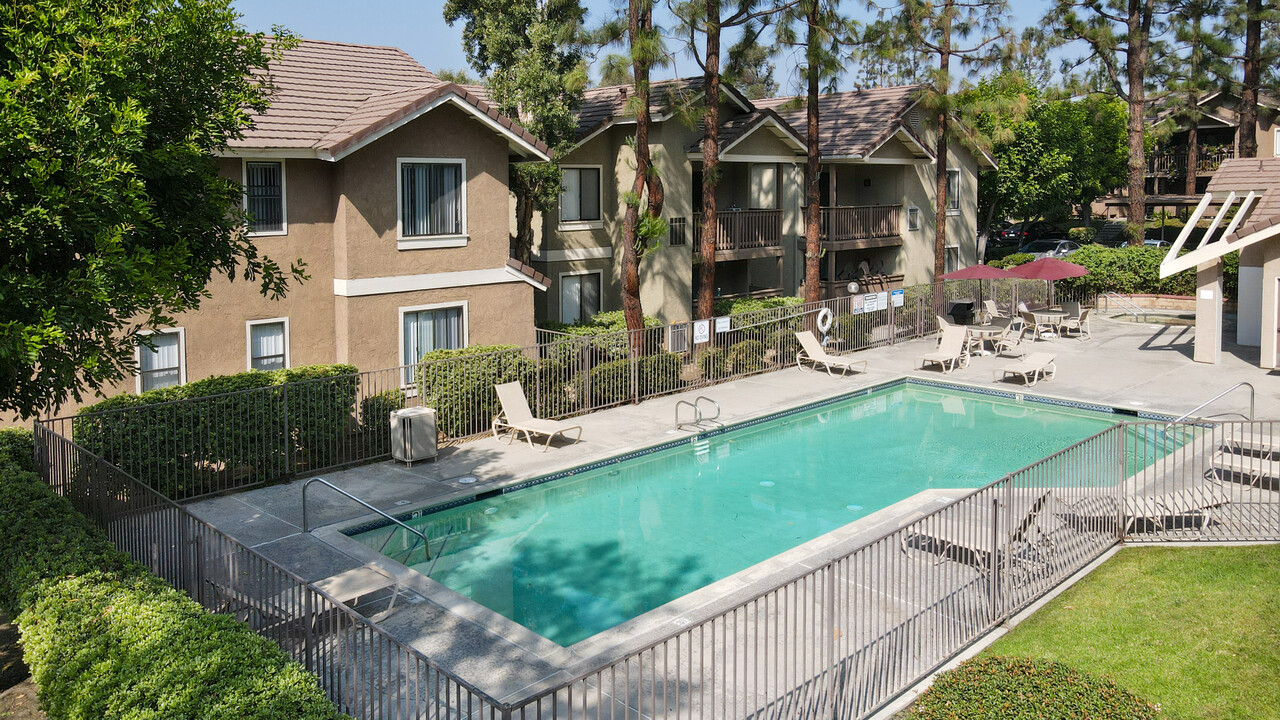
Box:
(725, 339), (766, 374)
(0, 461), (347, 719)
(988, 252), (1035, 269)
(537, 310), (661, 336)
(907, 656), (1160, 720)
(1068, 226), (1099, 242)
(73, 365), (357, 497)
(416, 345), (535, 436)
(0, 427), (34, 472)
(711, 295), (803, 317)
(1056, 244), (1239, 300)
(581, 353), (687, 406)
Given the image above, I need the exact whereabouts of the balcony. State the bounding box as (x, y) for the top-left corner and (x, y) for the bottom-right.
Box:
(670, 209), (783, 260)
(1147, 146), (1235, 177)
(793, 205), (903, 252)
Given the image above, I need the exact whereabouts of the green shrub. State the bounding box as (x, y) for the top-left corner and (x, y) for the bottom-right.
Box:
(638, 352), (685, 397)
(769, 328), (802, 365)
(725, 339), (766, 374)
(359, 389), (406, 454)
(696, 347), (726, 379)
(1055, 244), (1239, 300)
(0, 427), (34, 472)
(835, 313), (874, 349)
(989, 253), (1035, 269)
(538, 310), (660, 336)
(582, 356), (635, 407)
(907, 656), (1161, 720)
(711, 295), (803, 317)
(1068, 226), (1099, 243)
(0, 464), (346, 720)
(74, 364), (358, 499)
(416, 345), (534, 437)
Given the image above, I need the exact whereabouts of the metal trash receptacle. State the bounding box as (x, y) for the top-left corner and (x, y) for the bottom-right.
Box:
(390, 407), (437, 464)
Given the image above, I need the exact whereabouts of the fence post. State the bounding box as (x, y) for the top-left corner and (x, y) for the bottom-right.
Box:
(630, 333), (641, 405)
(887, 294), (896, 345)
(281, 384), (292, 478)
(989, 496), (1000, 619)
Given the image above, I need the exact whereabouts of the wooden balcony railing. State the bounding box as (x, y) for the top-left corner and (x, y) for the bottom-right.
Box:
(820, 205), (901, 242)
(1147, 146), (1235, 176)
(681, 209), (783, 256)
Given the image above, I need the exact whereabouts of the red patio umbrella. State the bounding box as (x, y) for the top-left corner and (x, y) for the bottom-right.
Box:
(1007, 258), (1088, 307)
(938, 264), (1018, 320)
(1006, 257), (1089, 280)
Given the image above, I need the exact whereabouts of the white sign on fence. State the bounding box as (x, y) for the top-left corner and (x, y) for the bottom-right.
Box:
(714, 316), (731, 334)
(863, 293), (880, 312)
(891, 288), (905, 307)
(693, 319), (711, 344)
(876, 291), (889, 310)
(852, 295), (865, 314)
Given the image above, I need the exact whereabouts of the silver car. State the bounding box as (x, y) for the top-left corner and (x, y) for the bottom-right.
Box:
(1018, 239), (1080, 259)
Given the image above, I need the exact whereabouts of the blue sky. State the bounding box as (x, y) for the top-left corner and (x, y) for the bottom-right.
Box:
(233, 0), (1058, 91)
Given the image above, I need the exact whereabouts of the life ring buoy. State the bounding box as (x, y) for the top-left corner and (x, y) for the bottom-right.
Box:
(816, 307), (834, 334)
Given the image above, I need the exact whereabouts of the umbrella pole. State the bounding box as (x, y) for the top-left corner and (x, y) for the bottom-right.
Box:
(1048, 279), (1054, 307)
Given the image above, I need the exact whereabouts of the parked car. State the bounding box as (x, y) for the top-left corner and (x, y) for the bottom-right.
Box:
(996, 221), (1067, 247)
(1017, 239), (1081, 259)
(1144, 238), (1172, 248)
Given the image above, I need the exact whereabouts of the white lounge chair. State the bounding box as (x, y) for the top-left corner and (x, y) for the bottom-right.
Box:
(918, 326), (969, 373)
(982, 299), (1007, 322)
(903, 491), (1055, 579)
(990, 317), (1024, 357)
(492, 381), (583, 451)
(1060, 308), (1091, 339)
(795, 331), (868, 376)
(995, 352), (1056, 386)
(1066, 482), (1232, 535)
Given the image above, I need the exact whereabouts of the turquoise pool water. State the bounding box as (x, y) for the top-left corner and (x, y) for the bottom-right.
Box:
(349, 385), (1121, 645)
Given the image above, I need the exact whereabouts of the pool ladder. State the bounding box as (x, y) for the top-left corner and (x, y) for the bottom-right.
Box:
(676, 396), (722, 431)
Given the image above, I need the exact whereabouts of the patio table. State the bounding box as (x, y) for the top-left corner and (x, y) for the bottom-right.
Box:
(1031, 310), (1068, 338)
(964, 325), (1005, 355)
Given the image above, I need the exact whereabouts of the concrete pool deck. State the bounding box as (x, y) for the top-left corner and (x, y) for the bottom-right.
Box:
(186, 317), (1280, 701)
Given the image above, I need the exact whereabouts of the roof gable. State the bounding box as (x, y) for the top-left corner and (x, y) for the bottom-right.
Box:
(229, 38), (549, 160)
(754, 86), (924, 159)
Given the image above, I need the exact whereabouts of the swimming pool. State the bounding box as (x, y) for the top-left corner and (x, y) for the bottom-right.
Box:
(348, 383), (1129, 645)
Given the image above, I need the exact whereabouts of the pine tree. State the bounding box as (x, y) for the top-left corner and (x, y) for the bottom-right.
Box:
(1051, 0), (1170, 244)
(1217, 0), (1280, 158)
(1156, 0), (1232, 194)
(861, 0), (1011, 277)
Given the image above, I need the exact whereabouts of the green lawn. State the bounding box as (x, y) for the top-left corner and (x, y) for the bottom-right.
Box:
(987, 545), (1280, 720)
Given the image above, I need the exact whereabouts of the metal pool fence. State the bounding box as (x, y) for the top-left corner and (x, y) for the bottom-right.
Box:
(43, 279), (1089, 503)
(32, 409), (1279, 719)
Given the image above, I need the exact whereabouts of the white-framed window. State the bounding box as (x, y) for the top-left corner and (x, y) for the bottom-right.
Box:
(907, 205), (921, 231)
(245, 318), (289, 372)
(559, 271), (603, 324)
(135, 328), (186, 393)
(559, 166), (603, 228)
(397, 158), (467, 248)
(400, 302), (467, 383)
(244, 160), (286, 236)
(944, 245), (961, 274)
(945, 168), (961, 214)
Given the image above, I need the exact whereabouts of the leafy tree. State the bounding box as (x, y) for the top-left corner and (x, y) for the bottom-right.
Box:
(724, 21), (780, 99)
(861, 0), (1012, 277)
(1155, 0), (1232, 193)
(1217, 0), (1280, 158)
(0, 0), (302, 418)
(1051, 0), (1170, 244)
(597, 53), (635, 86)
(444, 0), (588, 265)
(435, 67), (480, 84)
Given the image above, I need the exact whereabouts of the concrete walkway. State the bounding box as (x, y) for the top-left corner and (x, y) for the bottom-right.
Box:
(185, 317), (1279, 700)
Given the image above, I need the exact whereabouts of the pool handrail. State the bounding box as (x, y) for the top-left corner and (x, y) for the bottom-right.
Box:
(1164, 381), (1255, 431)
(302, 476), (432, 561)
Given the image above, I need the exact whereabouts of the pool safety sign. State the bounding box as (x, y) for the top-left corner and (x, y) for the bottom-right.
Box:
(891, 289), (905, 307)
(714, 317), (731, 334)
(696, 317), (716, 343)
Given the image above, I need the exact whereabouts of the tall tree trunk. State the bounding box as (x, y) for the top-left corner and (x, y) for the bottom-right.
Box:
(513, 185), (536, 265)
(1238, 0), (1261, 158)
(1125, 0), (1151, 244)
(696, 0), (721, 320)
(621, 0), (652, 339)
(803, 0), (821, 304)
(933, 6), (951, 279)
(1185, 120), (1199, 196)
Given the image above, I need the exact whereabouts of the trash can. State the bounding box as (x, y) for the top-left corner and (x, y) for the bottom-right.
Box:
(947, 300), (975, 325)
(390, 407), (438, 465)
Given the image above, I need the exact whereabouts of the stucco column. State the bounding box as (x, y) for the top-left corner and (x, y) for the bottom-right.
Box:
(1236, 244), (1264, 346)
(1261, 239), (1280, 370)
(1193, 260), (1223, 365)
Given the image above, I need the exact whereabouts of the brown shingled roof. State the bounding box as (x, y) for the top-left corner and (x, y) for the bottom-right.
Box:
(1205, 157), (1280, 242)
(684, 109), (805, 155)
(232, 39), (549, 159)
(506, 258), (550, 289)
(754, 86), (925, 158)
(575, 77), (752, 140)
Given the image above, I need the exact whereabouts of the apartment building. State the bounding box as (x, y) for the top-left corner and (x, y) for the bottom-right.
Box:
(66, 39), (550, 410)
(1146, 90), (1279, 195)
(533, 79), (994, 325)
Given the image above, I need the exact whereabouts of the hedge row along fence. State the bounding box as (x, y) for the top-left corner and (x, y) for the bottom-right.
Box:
(46, 279), (1076, 502)
(0, 436), (347, 720)
(989, 243), (1241, 300)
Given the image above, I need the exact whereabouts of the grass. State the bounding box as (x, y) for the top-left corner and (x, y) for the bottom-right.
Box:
(987, 545), (1280, 720)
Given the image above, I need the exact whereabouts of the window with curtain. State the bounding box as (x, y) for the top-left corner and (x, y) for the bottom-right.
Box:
(560, 167), (601, 222)
(249, 321), (287, 371)
(945, 246), (960, 274)
(403, 307), (464, 381)
(401, 162), (463, 237)
(946, 169), (961, 212)
(559, 273), (601, 324)
(907, 206), (921, 231)
(246, 161), (284, 234)
(138, 332), (182, 391)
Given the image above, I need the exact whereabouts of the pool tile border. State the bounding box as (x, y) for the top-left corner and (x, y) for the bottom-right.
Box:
(342, 378), (1179, 537)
